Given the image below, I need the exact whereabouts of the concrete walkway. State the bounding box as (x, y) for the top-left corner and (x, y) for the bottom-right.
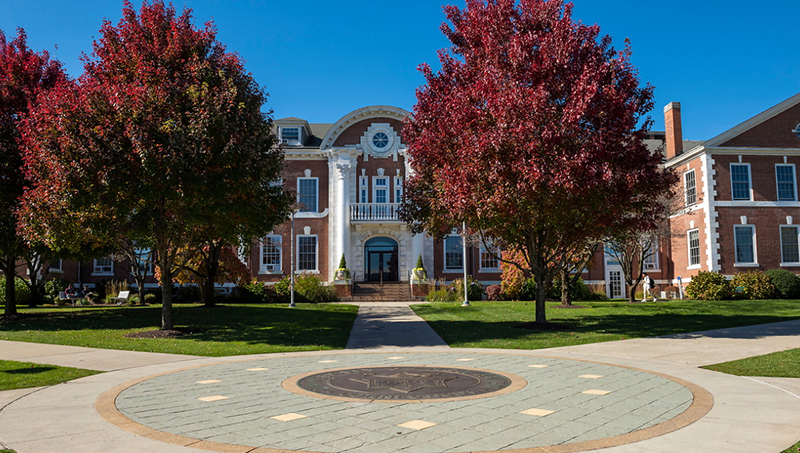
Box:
(0, 305), (798, 453)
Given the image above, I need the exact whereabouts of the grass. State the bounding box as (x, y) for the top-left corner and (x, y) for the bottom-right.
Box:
(703, 348), (800, 453)
(0, 360), (101, 391)
(0, 303), (359, 356)
(702, 348), (800, 378)
(411, 299), (800, 349)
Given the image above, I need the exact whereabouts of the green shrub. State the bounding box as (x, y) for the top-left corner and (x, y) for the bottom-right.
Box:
(43, 278), (71, 304)
(425, 289), (459, 302)
(294, 274), (338, 303)
(520, 277), (537, 301)
(685, 271), (732, 300)
(0, 278), (31, 306)
(731, 270), (777, 300)
(275, 276), (291, 298)
(765, 269), (800, 299)
(236, 280), (278, 303)
(450, 277), (483, 301)
(173, 285), (200, 303)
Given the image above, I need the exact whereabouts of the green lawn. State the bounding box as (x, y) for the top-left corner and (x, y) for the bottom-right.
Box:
(411, 299), (800, 349)
(0, 303), (359, 356)
(702, 348), (800, 378)
(701, 348), (800, 453)
(0, 360), (101, 391)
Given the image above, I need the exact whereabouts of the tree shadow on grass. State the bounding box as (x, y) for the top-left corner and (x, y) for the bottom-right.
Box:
(424, 313), (800, 347)
(2, 366), (57, 375)
(0, 304), (359, 350)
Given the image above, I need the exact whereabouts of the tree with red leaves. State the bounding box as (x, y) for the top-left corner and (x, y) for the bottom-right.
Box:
(19, 1), (292, 329)
(0, 29), (67, 317)
(403, 0), (676, 323)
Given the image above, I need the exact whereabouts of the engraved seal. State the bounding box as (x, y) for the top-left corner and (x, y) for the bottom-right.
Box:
(284, 365), (526, 403)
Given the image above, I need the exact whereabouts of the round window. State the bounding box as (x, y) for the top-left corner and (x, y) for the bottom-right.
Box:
(372, 132), (389, 149)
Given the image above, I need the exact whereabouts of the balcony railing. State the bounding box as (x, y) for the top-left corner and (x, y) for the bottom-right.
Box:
(351, 203), (401, 221)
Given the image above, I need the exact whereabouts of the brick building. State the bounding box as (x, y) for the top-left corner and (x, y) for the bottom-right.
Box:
(16, 95), (800, 299)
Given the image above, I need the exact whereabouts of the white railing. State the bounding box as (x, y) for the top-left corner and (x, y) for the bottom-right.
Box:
(351, 203), (401, 221)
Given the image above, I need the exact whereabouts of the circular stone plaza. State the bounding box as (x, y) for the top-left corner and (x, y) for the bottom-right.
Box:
(0, 303), (799, 453)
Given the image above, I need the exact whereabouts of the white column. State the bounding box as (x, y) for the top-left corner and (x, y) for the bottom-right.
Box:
(335, 157), (351, 277)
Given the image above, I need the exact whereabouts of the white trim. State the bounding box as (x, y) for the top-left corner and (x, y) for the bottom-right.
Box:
(733, 224), (757, 265)
(297, 234), (318, 272)
(297, 177), (319, 213)
(729, 162), (752, 201)
(703, 92), (800, 148)
(780, 225), (800, 264)
(715, 201), (800, 208)
(259, 235), (283, 274)
(701, 154), (720, 272)
(320, 105), (411, 150)
(775, 163), (798, 201)
(479, 244), (501, 273)
(444, 234), (463, 271)
(372, 176), (389, 204)
(92, 258), (114, 276)
(683, 169), (697, 207)
(687, 229), (701, 268)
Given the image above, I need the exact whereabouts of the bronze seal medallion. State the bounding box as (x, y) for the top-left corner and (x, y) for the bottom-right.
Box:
(284, 365), (526, 403)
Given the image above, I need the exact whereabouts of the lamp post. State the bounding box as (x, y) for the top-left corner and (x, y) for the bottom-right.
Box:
(289, 209), (296, 308)
(462, 221), (470, 307)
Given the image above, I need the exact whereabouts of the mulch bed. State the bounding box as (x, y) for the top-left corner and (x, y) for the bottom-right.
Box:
(124, 327), (206, 339)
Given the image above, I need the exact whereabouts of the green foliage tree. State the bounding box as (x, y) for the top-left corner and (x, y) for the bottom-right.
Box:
(18, 1), (292, 328)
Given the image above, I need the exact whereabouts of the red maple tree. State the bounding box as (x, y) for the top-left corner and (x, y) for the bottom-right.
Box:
(403, 0), (676, 323)
(0, 29), (67, 316)
(19, 1), (292, 328)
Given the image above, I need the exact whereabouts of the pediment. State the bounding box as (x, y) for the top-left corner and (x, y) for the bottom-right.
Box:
(705, 92), (800, 149)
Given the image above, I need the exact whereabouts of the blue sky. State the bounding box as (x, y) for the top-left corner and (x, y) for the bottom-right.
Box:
(2, 0), (798, 140)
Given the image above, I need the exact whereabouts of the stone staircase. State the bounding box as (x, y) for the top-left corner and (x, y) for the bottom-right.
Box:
(348, 282), (414, 302)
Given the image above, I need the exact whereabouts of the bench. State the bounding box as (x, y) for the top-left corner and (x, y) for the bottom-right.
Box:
(113, 291), (131, 306)
(58, 291), (85, 307)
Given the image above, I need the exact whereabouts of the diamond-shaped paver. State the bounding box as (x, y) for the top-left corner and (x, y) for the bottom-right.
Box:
(197, 395), (229, 402)
(398, 420), (437, 430)
(583, 389), (612, 395)
(520, 408), (556, 417)
(271, 413), (308, 422)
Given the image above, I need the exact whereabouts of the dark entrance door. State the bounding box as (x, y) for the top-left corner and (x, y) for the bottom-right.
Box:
(365, 237), (398, 282)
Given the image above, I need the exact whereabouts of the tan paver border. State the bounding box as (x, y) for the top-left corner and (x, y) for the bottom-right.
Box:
(96, 351), (714, 453)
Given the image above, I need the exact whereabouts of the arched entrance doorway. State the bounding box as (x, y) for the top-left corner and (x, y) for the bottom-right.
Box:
(364, 237), (398, 282)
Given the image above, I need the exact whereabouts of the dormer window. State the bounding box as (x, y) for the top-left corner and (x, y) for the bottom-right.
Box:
(280, 127), (301, 146)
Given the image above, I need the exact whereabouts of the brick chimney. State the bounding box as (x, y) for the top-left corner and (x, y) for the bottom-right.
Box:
(664, 102), (683, 160)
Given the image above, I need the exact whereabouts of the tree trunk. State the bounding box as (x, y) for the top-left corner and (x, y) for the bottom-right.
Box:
(203, 243), (222, 308)
(628, 282), (638, 303)
(533, 266), (547, 324)
(560, 268), (572, 306)
(158, 245), (173, 330)
(3, 256), (17, 316)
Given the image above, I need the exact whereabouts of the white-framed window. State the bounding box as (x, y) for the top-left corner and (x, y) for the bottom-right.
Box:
(297, 235), (318, 271)
(776, 164), (797, 201)
(730, 163), (752, 201)
(134, 248), (153, 275)
(49, 259), (62, 273)
(280, 127), (300, 145)
(444, 234), (463, 270)
(643, 238), (659, 270)
(479, 242), (500, 271)
(394, 176), (403, 203)
(93, 257), (114, 275)
(297, 177), (318, 212)
(260, 235), (282, 273)
(734, 225), (756, 265)
(359, 176), (368, 203)
(780, 226), (800, 264)
(687, 229), (700, 268)
(684, 169), (697, 206)
(604, 243), (620, 267)
(373, 177), (389, 203)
